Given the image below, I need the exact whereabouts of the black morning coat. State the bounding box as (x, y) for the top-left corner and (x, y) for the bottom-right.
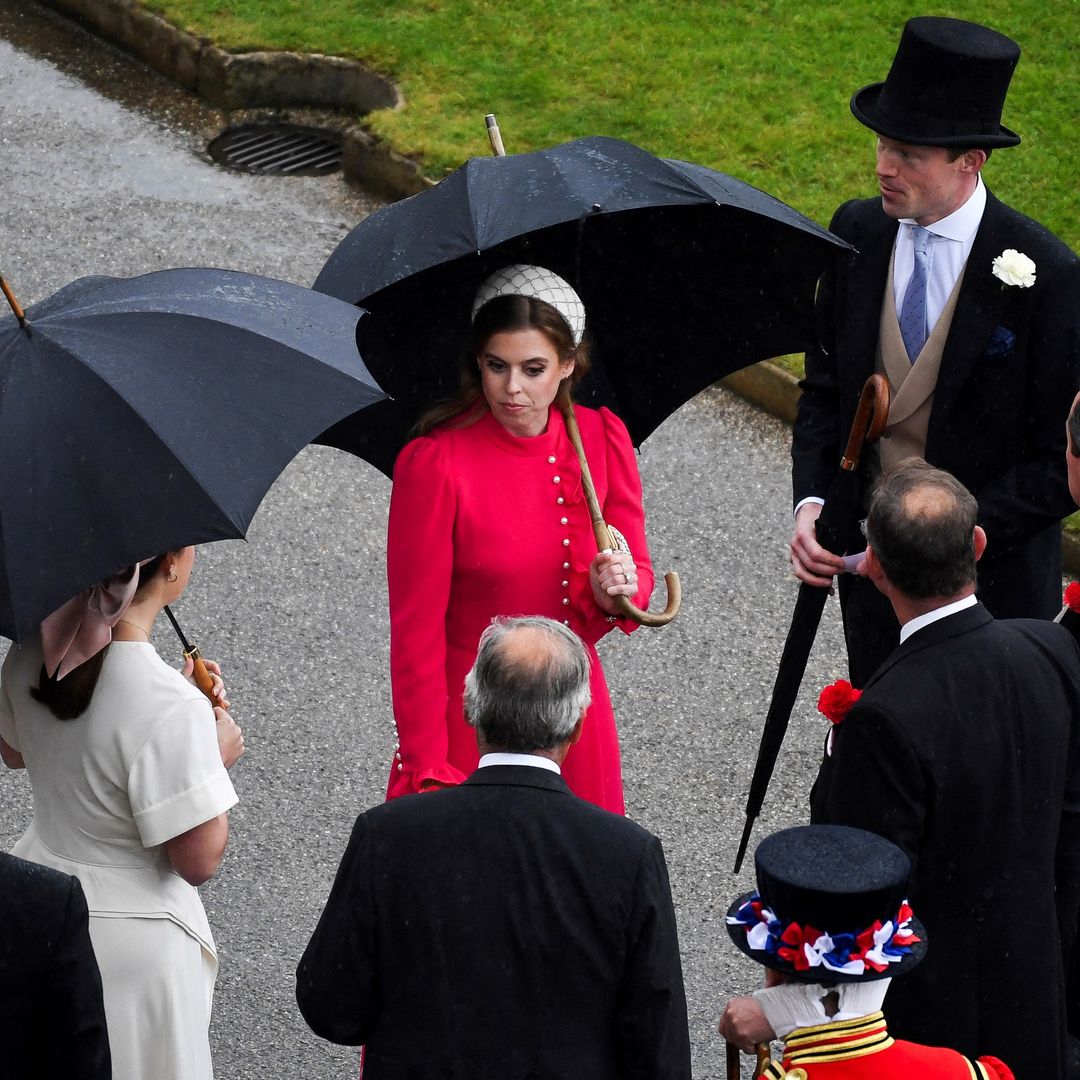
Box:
(812, 604), (1080, 1079)
(792, 191), (1080, 621)
(0, 852), (111, 1079)
(296, 765), (692, 1080)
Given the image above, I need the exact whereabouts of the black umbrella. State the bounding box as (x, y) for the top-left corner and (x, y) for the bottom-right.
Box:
(0, 267), (386, 641)
(733, 375), (890, 874)
(312, 135), (852, 477)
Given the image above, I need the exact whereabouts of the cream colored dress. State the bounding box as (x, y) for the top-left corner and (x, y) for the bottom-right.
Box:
(0, 637), (237, 1079)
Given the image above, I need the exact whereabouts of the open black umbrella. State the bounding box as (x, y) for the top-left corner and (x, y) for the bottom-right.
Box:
(733, 375), (890, 874)
(0, 267), (386, 641)
(312, 135), (852, 477)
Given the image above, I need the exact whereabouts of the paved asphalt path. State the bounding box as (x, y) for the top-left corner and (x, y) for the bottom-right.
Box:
(0, 5), (849, 1076)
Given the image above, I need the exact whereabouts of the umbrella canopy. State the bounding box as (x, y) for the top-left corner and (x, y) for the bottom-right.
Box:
(0, 268), (386, 641)
(312, 135), (852, 476)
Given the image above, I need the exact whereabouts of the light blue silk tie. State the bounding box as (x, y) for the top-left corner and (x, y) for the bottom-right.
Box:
(899, 225), (932, 363)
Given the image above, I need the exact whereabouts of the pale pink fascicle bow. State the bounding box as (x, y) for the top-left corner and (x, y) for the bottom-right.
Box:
(40, 564), (145, 679)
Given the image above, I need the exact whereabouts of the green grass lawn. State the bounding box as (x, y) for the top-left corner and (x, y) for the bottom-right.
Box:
(144, 0), (1076, 253)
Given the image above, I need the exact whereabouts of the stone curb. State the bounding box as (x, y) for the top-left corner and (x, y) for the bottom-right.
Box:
(721, 361), (800, 427)
(39, 0), (434, 200)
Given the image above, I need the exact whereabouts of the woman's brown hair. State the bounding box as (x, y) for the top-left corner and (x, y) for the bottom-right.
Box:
(414, 294), (591, 437)
(31, 554), (168, 720)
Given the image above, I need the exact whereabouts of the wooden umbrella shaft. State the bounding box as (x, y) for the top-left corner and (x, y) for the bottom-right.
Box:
(557, 395), (680, 627)
(0, 274), (26, 325)
(559, 399), (616, 551)
(485, 113), (506, 157)
(726, 1040), (772, 1078)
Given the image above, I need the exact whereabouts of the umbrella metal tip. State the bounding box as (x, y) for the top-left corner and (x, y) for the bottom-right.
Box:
(733, 817), (755, 875)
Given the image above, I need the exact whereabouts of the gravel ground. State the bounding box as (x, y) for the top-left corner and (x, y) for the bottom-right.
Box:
(0, 5), (848, 1076)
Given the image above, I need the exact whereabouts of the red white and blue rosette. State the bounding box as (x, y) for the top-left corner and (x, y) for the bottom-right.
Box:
(725, 892), (926, 982)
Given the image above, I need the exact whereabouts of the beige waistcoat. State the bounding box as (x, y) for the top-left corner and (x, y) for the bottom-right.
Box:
(875, 250), (967, 473)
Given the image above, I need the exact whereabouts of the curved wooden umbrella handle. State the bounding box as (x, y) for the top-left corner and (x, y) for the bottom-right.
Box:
(840, 373), (891, 471)
(558, 397), (680, 628)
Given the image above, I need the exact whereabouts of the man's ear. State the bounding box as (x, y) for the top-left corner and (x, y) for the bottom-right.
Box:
(563, 713), (586, 747)
(973, 525), (987, 563)
(864, 544), (883, 584)
(958, 148), (987, 174)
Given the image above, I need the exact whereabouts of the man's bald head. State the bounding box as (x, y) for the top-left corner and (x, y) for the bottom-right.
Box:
(463, 617), (592, 753)
(865, 459), (980, 599)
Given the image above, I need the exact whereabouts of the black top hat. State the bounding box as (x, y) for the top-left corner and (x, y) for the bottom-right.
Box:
(851, 17), (1021, 148)
(726, 825), (927, 983)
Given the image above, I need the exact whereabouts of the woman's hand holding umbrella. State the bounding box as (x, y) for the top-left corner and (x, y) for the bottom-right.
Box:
(181, 654), (230, 711)
(178, 631), (244, 767)
(590, 550), (640, 612)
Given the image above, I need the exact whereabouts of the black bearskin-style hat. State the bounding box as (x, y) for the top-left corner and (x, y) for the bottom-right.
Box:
(851, 17), (1021, 148)
(726, 825), (928, 983)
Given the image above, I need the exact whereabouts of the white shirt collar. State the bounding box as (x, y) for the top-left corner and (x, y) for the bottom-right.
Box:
(899, 174), (985, 243)
(752, 980), (892, 1041)
(899, 594), (978, 644)
(477, 752), (561, 774)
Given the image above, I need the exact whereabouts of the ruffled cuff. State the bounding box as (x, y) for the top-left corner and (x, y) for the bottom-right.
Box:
(976, 1057), (1014, 1080)
(386, 761), (468, 801)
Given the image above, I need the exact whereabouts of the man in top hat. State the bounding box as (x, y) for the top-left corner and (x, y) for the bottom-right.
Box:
(719, 824), (1013, 1079)
(790, 16), (1080, 687)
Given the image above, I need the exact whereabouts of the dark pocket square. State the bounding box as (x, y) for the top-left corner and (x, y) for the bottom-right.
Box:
(984, 325), (1015, 360)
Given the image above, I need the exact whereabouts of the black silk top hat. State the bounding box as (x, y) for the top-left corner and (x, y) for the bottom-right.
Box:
(851, 16), (1021, 148)
(726, 825), (927, 983)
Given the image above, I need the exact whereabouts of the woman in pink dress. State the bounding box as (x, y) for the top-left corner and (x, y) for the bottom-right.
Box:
(385, 265), (654, 814)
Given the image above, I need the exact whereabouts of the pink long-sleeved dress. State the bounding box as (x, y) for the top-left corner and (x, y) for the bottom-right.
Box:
(386, 404), (654, 813)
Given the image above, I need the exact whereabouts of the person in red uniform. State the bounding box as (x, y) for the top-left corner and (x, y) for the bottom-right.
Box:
(385, 264), (654, 813)
(718, 824), (1013, 1079)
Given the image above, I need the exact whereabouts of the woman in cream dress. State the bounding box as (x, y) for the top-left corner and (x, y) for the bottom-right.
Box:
(0, 547), (243, 1079)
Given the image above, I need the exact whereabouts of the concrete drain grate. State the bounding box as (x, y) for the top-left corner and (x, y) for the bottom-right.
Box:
(208, 123), (343, 176)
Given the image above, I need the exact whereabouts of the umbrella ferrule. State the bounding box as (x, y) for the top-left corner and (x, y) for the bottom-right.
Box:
(840, 455), (858, 470)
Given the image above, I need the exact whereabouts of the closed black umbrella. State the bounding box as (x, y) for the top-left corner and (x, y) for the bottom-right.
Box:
(733, 375), (890, 874)
(312, 135), (852, 477)
(0, 268), (386, 641)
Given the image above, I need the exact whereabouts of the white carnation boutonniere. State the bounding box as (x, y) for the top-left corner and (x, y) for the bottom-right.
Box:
(991, 249), (1037, 289)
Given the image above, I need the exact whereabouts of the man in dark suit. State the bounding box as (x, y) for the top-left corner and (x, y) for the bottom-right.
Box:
(790, 16), (1080, 687)
(296, 615), (691, 1079)
(0, 852), (111, 1078)
(810, 459), (1080, 1079)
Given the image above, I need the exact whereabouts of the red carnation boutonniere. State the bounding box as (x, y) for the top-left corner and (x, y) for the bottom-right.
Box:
(1064, 582), (1080, 614)
(817, 679), (862, 725)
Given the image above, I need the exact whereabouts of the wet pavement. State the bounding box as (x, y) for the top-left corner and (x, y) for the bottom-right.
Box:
(0, 5), (846, 1077)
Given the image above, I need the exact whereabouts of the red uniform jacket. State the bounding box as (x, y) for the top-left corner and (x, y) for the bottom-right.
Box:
(761, 1013), (1012, 1079)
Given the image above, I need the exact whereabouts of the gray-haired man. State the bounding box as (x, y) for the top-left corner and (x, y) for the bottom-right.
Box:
(297, 616), (691, 1080)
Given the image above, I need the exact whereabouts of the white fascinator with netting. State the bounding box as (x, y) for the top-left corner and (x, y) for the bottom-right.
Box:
(471, 264), (586, 345)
